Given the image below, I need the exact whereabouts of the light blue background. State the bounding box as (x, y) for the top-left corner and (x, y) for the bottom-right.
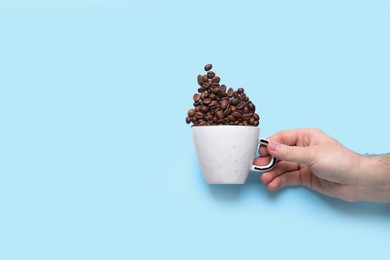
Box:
(1, 1), (389, 259)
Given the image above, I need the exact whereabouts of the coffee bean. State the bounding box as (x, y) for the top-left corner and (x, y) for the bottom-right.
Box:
(209, 100), (218, 108)
(237, 102), (245, 110)
(232, 111), (242, 118)
(186, 117), (191, 124)
(197, 75), (204, 85)
(230, 106), (237, 112)
(254, 120), (259, 126)
(195, 112), (204, 119)
(200, 92), (206, 100)
(200, 106), (209, 113)
(243, 106), (249, 113)
(198, 120), (206, 126)
(212, 87), (221, 95)
(224, 108), (230, 117)
(240, 93), (246, 101)
(193, 93), (200, 102)
(204, 64), (213, 71)
(237, 88), (244, 94)
(227, 88), (234, 97)
(220, 85), (226, 93)
(207, 71), (215, 79)
(230, 98), (240, 106)
(233, 92), (239, 98)
(212, 83), (220, 88)
(228, 115), (236, 122)
(208, 94), (217, 100)
(254, 113), (260, 120)
(248, 118), (254, 125)
(195, 106), (200, 112)
(203, 98), (211, 105)
(220, 99), (228, 110)
(216, 110), (224, 119)
(242, 113), (251, 120)
(202, 82), (210, 89)
(198, 87), (205, 93)
(212, 76), (221, 83)
(188, 109), (195, 117)
(248, 102), (255, 111)
(213, 117), (218, 123)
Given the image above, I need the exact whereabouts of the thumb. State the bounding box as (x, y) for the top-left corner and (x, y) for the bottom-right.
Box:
(267, 141), (313, 164)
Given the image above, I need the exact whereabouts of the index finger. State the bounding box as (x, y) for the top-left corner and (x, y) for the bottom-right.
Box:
(267, 129), (307, 146)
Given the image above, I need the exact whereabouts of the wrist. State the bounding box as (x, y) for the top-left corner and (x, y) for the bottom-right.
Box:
(355, 154), (390, 203)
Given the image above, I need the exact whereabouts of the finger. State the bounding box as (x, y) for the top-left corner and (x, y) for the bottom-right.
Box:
(253, 155), (272, 168)
(267, 141), (315, 165)
(267, 170), (303, 191)
(267, 129), (303, 146)
(260, 161), (300, 184)
(259, 145), (268, 156)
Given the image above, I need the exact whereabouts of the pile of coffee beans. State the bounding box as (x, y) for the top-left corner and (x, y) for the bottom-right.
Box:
(185, 64), (260, 127)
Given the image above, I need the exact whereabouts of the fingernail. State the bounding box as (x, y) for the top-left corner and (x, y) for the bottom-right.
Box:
(268, 141), (279, 152)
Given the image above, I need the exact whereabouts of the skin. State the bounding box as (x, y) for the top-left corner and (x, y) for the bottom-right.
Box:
(254, 128), (390, 203)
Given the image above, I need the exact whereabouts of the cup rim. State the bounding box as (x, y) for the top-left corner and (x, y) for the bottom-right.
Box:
(191, 125), (259, 128)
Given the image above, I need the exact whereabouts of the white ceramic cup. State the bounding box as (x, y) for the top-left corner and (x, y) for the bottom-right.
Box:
(192, 125), (277, 184)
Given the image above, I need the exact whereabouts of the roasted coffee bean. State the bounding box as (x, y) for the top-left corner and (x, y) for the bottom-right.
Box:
(237, 102), (245, 110)
(193, 100), (201, 106)
(202, 75), (208, 82)
(254, 113), (260, 120)
(242, 113), (251, 120)
(248, 118), (255, 125)
(230, 98), (240, 106)
(220, 99), (228, 110)
(212, 76), (221, 83)
(208, 93), (216, 100)
(186, 116), (191, 124)
(237, 88), (244, 94)
(224, 108), (230, 116)
(193, 93), (200, 102)
(209, 100), (218, 107)
(202, 82), (210, 89)
(243, 121), (248, 126)
(233, 92), (239, 98)
(228, 115), (236, 122)
(230, 106), (237, 112)
(188, 109), (195, 117)
(218, 119), (225, 124)
(227, 88), (234, 97)
(203, 115), (209, 121)
(207, 71), (215, 79)
(200, 92), (206, 100)
(198, 87), (205, 93)
(220, 85), (226, 93)
(198, 120), (206, 126)
(212, 87), (221, 95)
(195, 112), (204, 119)
(232, 111), (242, 118)
(216, 110), (224, 119)
(197, 75), (204, 85)
(204, 64), (213, 71)
(240, 93), (246, 101)
(200, 106), (209, 113)
(213, 117), (218, 123)
(254, 120), (259, 126)
(203, 98), (211, 105)
(248, 102), (255, 111)
(243, 106), (249, 113)
(212, 83), (220, 88)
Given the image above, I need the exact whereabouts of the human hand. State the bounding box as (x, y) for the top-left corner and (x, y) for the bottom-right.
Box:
(254, 128), (390, 202)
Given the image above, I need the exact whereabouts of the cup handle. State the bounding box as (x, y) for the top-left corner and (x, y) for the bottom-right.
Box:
(250, 138), (277, 172)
